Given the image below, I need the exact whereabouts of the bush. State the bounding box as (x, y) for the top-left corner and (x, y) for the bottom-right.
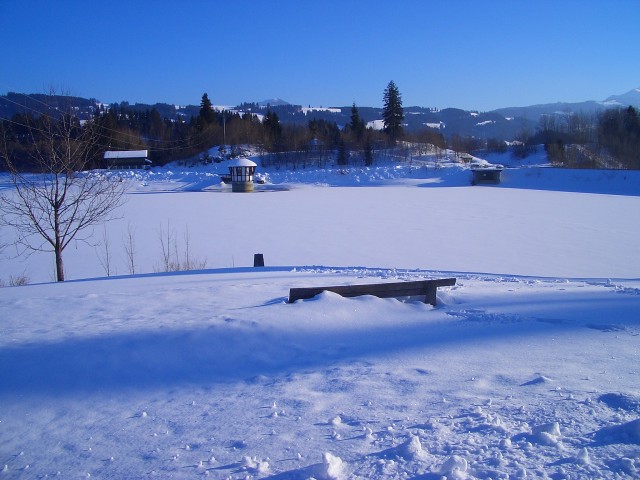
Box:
(0, 274), (30, 287)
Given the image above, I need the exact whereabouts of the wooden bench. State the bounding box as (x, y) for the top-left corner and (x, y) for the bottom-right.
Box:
(288, 278), (456, 306)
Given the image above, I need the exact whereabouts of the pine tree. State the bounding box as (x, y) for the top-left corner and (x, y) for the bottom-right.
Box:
(263, 110), (282, 151)
(199, 93), (215, 126)
(350, 102), (365, 142)
(382, 81), (404, 143)
(337, 139), (348, 166)
(364, 138), (373, 166)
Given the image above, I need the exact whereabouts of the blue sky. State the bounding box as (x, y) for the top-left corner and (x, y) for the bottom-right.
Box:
(2, 0), (639, 111)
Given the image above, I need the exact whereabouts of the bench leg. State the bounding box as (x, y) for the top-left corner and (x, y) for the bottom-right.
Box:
(424, 286), (437, 306)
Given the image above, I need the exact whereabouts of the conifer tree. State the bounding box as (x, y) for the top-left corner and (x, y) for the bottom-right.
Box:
(263, 110), (282, 151)
(350, 102), (365, 142)
(382, 81), (404, 143)
(199, 93), (215, 125)
(364, 138), (374, 166)
(337, 139), (348, 166)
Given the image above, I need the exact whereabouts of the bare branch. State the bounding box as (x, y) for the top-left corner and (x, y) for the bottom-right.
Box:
(96, 225), (113, 277)
(0, 107), (127, 281)
(123, 222), (137, 275)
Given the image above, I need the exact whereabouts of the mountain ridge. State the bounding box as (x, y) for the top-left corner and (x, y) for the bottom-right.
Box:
(492, 87), (640, 123)
(2, 87), (638, 141)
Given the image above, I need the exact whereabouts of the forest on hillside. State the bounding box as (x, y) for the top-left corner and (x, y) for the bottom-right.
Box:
(1, 90), (639, 171)
(535, 106), (640, 169)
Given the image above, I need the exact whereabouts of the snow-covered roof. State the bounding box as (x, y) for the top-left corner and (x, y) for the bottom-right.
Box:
(471, 163), (504, 171)
(228, 157), (257, 167)
(104, 150), (148, 159)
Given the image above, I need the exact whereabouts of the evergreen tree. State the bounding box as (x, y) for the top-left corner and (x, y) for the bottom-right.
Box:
(263, 110), (282, 150)
(382, 81), (404, 143)
(308, 119), (340, 148)
(199, 93), (215, 126)
(364, 138), (374, 166)
(597, 106), (640, 168)
(337, 139), (348, 166)
(350, 102), (365, 142)
(148, 108), (164, 139)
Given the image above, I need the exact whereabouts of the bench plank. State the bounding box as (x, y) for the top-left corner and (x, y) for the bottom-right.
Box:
(288, 278), (456, 306)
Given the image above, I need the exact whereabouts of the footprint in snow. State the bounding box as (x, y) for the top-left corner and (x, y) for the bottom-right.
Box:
(598, 392), (640, 413)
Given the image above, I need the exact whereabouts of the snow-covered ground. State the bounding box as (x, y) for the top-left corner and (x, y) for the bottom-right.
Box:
(1, 149), (639, 478)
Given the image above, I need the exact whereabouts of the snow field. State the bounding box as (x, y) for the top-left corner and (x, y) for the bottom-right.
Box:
(4, 180), (640, 284)
(1, 155), (639, 478)
(0, 268), (639, 478)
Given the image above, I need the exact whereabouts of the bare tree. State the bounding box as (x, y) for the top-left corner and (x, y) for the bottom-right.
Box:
(123, 222), (137, 275)
(97, 225), (113, 277)
(157, 220), (177, 272)
(0, 108), (126, 281)
(155, 221), (207, 273)
(181, 225), (207, 271)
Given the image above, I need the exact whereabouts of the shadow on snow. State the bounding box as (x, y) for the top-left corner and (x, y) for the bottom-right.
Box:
(1, 287), (639, 398)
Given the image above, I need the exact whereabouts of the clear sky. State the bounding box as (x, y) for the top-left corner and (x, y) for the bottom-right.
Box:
(1, 0), (639, 111)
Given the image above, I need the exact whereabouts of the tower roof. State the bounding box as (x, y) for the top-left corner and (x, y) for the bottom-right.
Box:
(228, 157), (257, 167)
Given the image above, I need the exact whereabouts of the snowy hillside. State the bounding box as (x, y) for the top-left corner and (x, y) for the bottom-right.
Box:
(602, 88), (640, 108)
(1, 151), (639, 478)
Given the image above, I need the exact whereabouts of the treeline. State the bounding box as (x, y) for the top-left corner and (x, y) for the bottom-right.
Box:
(8, 90), (637, 172)
(597, 106), (640, 169)
(532, 106), (640, 169)
(0, 113), (104, 171)
(2, 90), (450, 171)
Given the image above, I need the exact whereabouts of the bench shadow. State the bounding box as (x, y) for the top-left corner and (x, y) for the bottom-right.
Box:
(1, 290), (638, 398)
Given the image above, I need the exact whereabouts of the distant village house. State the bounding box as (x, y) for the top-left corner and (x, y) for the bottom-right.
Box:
(104, 150), (151, 170)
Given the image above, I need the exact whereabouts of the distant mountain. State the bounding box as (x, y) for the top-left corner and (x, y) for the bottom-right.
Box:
(0, 91), (98, 121)
(492, 101), (601, 124)
(602, 88), (640, 108)
(253, 88), (640, 140)
(401, 106), (524, 140)
(257, 98), (291, 107)
(491, 87), (640, 124)
(0, 92), (201, 123)
(3, 87), (639, 142)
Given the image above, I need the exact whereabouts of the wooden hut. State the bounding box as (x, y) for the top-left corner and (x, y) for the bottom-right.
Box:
(228, 158), (257, 192)
(104, 150), (151, 170)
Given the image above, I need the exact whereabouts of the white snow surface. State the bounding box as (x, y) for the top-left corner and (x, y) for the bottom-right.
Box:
(1, 149), (640, 478)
